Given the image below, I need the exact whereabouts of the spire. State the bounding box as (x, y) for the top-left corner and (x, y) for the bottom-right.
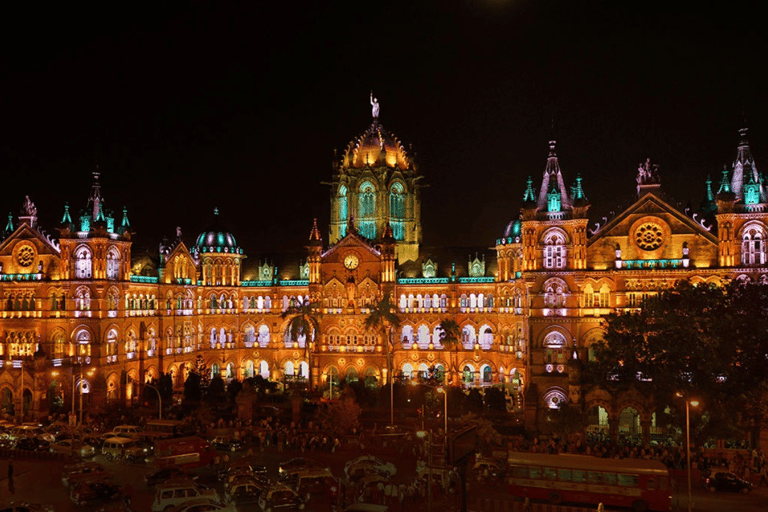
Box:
(121, 207), (130, 228)
(87, 167), (104, 222)
(572, 174), (586, 201)
(3, 212), (13, 236)
(382, 221), (395, 241)
(718, 165), (732, 194)
(701, 175), (718, 216)
(61, 202), (73, 225)
(522, 176), (536, 203)
(308, 218), (322, 242)
(730, 126), (759, 200)
(536, 140), (570, 212)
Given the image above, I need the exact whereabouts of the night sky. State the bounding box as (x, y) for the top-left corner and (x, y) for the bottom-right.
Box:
(2, 1), (767, 256)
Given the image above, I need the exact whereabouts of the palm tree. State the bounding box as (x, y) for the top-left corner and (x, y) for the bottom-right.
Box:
(438, 318), (461, 385)
(364, 293), (401, 425)
(280, 297), (322, 390)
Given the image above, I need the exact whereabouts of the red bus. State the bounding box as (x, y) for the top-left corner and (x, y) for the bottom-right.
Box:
(154, 436), (217, 469)
(506, 451), (670, 512)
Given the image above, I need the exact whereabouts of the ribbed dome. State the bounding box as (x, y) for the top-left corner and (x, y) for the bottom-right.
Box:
(194, 210), (242, 254)
(503, 219), (522, 239)
(344, 120), (410, 171)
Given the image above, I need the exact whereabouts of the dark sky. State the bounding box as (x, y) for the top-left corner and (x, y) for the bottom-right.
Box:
(2, 1), (767, 255)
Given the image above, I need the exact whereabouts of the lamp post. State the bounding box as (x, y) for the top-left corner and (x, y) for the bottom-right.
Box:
(437, 387), (448, 436)
(677, 393), (699, 512)
(145, 382), (162, 420)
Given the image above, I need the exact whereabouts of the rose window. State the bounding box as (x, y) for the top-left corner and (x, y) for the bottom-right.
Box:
(635, 223), (664, 251)
(17, 246), (35, 267)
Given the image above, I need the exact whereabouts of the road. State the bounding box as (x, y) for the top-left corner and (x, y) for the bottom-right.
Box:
(1, 448), (767, 511)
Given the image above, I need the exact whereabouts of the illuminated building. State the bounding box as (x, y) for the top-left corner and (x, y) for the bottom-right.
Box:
(0, 101), (765, 438)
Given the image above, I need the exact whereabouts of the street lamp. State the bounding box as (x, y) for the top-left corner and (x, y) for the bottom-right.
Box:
(437, 387), (448, 438)
(80, 369), (95, 426)
(677, 392), (699, 512)
(145, 382), (162, 420)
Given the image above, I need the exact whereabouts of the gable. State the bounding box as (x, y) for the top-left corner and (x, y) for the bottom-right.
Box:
(587, 193), (718, 269)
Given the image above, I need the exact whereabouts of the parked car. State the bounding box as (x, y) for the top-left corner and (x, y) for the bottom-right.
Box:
(152, 480), (220, 512)
(50, 439), (96, 459)
(102, 436), (149, 462)
(472, 460), (505, 481)
(145, 467), (198, 487)
(257, 484), (305, 511)
(290, 468), (338, 503)
(108, 425), (143, 440)
(211, 436), (244, 452)
(0, 502), (55, 512)
(277, 458), (320, 477)
(14, 436), (50, 451)
(166, 498), (237, 512)
(219, 460), (267, 480)
(344, 456), (396, 480)
(61, 462), (111, 487)
(224, 476), (268, 505)
(70, 479), (123, 506)
(701, 469), (753, 493)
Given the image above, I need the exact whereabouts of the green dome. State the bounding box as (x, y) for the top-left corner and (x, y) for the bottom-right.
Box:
(194, 209), (242, 254)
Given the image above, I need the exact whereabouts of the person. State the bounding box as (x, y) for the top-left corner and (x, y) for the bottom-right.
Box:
(522, 495), (531, 512)
(758, 463), (768, 488)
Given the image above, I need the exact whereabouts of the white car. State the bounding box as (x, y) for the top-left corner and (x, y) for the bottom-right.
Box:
(50, 439), (95, 458)
(152, 481), (220, 512)
(343, 456), (396, 480)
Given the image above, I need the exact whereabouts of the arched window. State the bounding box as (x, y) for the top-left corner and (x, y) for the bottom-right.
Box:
(401, 325), (414, 347)
(259, 360), (270, 379)
(346, 367), (358, 383)
(389, 182), (405, 240)
(210, 328), (217, 349)
(75, 329), (91, 357)
(402, 362), (413, 380)
(244, 360), (255, 379)
(74, 247), (93, 279)
(244, 326), (256, 347)
(106, 247), (120, 280)
(481, 364), (492, 383)
(543, 231), (566, 269)
(211, 364), (220, 379)
(338, 185), (348, 237)
(258, 325), (270, 347)
(543, 388), (568, 409)
(417, 324), (430, 348)
(462, 364), (475, 384)
(543, 331), (568, 367)
(75, 287), (91, 311)
(51, 332), (65, 358)
(358, 181), (377, 239)
(461, 325), (476, 349)
(480, 326), (493, 349)
(742, 224), (767, 266)
(284, 361), (295, 376)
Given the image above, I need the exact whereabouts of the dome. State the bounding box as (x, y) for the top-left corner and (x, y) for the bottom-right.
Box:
(344, 120), (410, 171)
(194, 210), (242, 254)
(503, 219), (522, 239)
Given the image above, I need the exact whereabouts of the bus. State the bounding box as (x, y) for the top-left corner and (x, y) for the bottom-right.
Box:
(506, 451), (670, 512)
(154, 436), (217, 469)
(142, 419), (193, 441)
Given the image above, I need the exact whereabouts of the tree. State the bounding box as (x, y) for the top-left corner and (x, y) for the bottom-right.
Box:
(316, 388), (362, 436)
(364, 293), (401, 425)
(588, 279), (768, 445)
(438, 318), (461, 384)
(281, 297), (322, 389)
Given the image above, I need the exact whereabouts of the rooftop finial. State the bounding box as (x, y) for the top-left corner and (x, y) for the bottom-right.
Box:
(370, 90), (380, 120)
(214, 207), (219, 216)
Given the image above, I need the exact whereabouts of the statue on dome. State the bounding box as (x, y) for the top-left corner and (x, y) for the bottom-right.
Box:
(22, 196), (37, 217)
(370, 91), (379, 119)
(176, 226), (182, 238)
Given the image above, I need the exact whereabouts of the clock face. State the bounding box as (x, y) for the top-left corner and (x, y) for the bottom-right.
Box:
(344, 253), (359, 270)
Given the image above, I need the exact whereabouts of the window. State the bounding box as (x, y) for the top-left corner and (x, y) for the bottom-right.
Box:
(358, 181), (377, 239)
(338, 185), (348, 237)
(74, 247), (93, 279)
(741, 225), (766, 266)
(106, 248), (120, 280)
(389, 182), (405, 240)
(543, 231), (566, 269)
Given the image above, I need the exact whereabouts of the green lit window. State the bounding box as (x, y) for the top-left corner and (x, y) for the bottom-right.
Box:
(542, 468), (557, 480)
(588, 471), (601, 484)
(528, 467), (541, 480)
(557, 469), (572, 481)
(511, 466), (528, 478)
(602, 473), (617, 485)
(572, 470), (586, 483)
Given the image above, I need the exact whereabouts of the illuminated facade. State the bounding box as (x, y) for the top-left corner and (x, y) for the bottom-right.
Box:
(0, 105), (766, 437)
